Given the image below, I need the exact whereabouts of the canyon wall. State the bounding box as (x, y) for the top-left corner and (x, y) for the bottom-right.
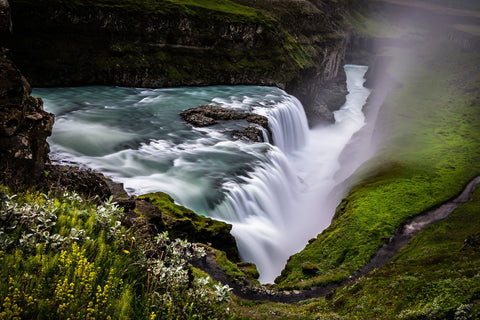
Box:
(8, 0), (362, 123)
(0, 0), (54, 187)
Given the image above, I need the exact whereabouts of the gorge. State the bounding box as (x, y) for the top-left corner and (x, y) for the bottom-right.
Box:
(36, 64), (371, 283)
(1, 0), (480, 318)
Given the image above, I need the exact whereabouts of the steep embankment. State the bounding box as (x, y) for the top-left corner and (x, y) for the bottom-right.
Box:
(7, 0), (359, 123)
(276, 0), (480, 293)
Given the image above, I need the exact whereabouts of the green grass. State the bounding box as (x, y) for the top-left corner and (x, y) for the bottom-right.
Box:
(230, 164), (480, 320)
(15, 0), (266, 23)
(276, 22), (480, 288)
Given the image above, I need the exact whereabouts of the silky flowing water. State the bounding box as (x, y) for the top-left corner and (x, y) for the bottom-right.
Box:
(35, 65), (371, 283)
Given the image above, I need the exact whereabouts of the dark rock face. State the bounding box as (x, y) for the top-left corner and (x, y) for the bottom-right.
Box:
(9, 2), (291, 88)
(1, 0), (55, 188)
(180, 105), (268, 128)
(0, 50), (54, 187)
(0, 0), (12, 35)
(8, 0), (358, 123)
(180, 104), (269, 142)
(232, 126), (265, 143)
(43, 165), (112, 200)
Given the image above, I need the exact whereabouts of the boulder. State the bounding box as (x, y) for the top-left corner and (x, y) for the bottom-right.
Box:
(136, 192), (240, 262)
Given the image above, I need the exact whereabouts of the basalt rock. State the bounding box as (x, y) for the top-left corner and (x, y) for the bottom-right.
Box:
(0, 50), (54, 188)
(9, 0), (360, 123)
(232, 126), (265, 142)
(180, 104), (269, 142)
(42, 164), (112, 200)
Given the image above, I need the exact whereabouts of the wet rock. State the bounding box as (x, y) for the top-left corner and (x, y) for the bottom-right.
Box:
(180, 104), (269, 142)
(0, 51), (54, 188)
(232, 126), (265, 142)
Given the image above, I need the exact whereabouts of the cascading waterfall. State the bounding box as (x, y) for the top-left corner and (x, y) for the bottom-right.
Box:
(36, 64), (371, 284)
(212, 65), (371, 283)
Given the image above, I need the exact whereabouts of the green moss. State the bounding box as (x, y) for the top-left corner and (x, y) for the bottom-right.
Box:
(136, 192), (240, 261)
(15, 0), (266, 23)
(237, 262), (260, 283)
(276, 25), (480, 288)
(229, 173), (480, 319)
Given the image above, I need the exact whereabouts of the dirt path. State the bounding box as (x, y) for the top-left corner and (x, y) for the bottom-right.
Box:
(193, 176), (480, 302)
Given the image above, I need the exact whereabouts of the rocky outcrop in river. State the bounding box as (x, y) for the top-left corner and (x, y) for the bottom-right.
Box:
(180, 104), (269, 142)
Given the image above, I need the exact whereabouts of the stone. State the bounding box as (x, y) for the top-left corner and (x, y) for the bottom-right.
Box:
(0, 50), (54, 188)
(180, 104), (270, 142)
(136, 192), (240, 262)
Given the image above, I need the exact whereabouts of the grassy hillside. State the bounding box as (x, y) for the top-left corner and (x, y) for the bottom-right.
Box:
(232, 183), (480, 319)
(276, 6), (480, 289)
(14, 0), (265, 22)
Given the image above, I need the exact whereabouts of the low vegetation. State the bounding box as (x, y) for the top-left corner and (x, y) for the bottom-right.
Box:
(0, 188), (233, 319)
(232, 187), (480, 319)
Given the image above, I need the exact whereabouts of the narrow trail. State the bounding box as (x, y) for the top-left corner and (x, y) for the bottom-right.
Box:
(192, 176), (480, 303)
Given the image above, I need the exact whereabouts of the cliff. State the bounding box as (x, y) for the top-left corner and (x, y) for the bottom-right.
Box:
(7, 0), (359, 123)
(0, 0), (54, 187)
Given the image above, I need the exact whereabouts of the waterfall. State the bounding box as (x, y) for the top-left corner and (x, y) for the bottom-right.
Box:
(213, 65), (371, 283)
(37, 65), (371, 285)
(258, 94), (309, 155)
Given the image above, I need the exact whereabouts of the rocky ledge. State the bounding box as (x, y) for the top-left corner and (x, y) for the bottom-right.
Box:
(180, 104), (270, 142)
(0, 50), (55, 187)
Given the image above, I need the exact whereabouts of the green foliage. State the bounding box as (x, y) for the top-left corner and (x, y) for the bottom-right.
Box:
(229, 184), (480, 320)
(15, 0), (265, 23)
(0, 188), (233, 319)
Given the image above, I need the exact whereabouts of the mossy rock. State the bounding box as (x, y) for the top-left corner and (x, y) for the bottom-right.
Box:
(237, 261), (260, 282)
(136, 192), (240, 261)
(301, 262), (319, 276)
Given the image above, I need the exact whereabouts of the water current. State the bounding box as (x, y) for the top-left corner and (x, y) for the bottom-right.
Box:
(35, 65), (371, 283)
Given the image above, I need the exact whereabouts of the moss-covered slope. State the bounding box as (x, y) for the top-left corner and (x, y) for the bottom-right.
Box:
(276, 3), (480, 289)
(232, 181), (480, 319)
